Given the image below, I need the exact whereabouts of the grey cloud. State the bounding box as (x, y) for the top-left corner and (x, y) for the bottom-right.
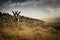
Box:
(0, 0), (60, 9)
(0, 0), (60, 18)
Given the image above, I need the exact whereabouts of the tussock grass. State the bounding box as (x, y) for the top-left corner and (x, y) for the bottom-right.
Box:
(0, 22), (60, 40)
(0, 13), (60, 40)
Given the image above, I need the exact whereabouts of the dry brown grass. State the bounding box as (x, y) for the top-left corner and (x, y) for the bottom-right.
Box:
(0, 14), (60, 40)
(0, 22), (60, 40)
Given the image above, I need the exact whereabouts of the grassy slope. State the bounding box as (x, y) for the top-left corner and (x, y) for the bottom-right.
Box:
(41, 18), (60, 31)
(0, 16), (60, 40)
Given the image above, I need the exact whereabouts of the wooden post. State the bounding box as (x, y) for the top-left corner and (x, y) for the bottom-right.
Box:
(12, 11), (21, 26)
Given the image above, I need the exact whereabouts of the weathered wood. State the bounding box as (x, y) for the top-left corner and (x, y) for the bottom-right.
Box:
(12, 11), (21, 26)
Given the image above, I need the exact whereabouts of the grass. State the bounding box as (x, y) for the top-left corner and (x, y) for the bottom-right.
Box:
(0, 22), (60, 40)
(0, 13), (60, 40)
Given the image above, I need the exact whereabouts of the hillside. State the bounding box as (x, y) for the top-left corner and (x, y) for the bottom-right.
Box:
(41, 18), (60, 31)
(41, 18), (60, 24)
(0, 12), (60, 40)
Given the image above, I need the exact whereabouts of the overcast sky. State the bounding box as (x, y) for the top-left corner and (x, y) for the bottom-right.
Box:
(0, 0), (60, 19)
